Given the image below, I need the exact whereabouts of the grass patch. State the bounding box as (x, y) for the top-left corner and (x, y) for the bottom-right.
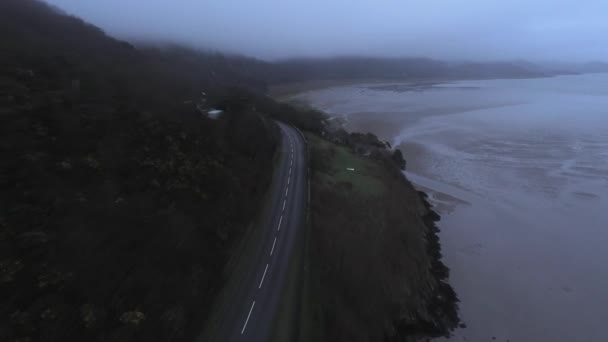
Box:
(308, 134), (385, 197)
(305, 132), (458, 341)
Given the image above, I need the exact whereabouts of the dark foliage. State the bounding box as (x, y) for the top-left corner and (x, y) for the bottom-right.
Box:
(308, 135), (458, 342)
(212, 86), (326, 133)
(391, 149), (407, 171)
(326, 130), (407, 172)
(0, 1), (280, 341)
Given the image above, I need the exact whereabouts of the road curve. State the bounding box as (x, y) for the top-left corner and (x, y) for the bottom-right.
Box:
(209, 122), (307, 342)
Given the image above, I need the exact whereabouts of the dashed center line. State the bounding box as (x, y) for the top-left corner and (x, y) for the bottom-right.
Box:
(241, 301), (255, 334)
(258, 264), (269, 289)
(241, 131), (301, 336)
(270, 236), (277, 256)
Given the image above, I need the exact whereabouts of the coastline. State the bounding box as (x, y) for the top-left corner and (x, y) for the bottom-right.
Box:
(269, 78), (403, 100)
(393, 189), (460, 340)
(284, 89), (460, 340)
(269, 78), (459, 100)
(277, 81), (471, 341)
(291, 74), (608, 341)
(268, 74), (555, 101)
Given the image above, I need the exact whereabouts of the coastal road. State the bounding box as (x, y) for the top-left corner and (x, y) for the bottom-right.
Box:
(207, 122), (308, 342)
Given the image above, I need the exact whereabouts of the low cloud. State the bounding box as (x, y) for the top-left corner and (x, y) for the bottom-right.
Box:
(46, 0), (608, 61)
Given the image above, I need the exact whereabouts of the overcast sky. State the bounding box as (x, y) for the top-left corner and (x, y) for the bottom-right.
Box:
(46, 0), (607, 61)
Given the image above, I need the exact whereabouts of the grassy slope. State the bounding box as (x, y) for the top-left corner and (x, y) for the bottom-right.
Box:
(307, 133), (458, 341)
(312, 136), (385, 196)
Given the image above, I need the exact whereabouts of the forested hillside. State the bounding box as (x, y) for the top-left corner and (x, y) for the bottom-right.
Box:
(0, 1), (306, 341)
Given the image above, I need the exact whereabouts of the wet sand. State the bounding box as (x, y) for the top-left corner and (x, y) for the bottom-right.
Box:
(290, 74), (608, 342)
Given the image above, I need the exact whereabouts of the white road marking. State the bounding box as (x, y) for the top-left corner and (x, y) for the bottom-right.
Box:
(287, 177), (290, 185)
(278, 215), (283, 231)
(259, 264), (269, 288)
(282, 199), (286, 211)
(289, 167), (292, 175)
(270, 236), (277, 256)
(241, 301), (255, 334)
(285, 187), (289, 196)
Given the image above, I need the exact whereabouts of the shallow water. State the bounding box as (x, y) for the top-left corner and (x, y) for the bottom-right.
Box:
(294, 74), (608, 341)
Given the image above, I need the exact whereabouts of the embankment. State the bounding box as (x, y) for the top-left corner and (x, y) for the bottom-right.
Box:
(304, 132), (458, 341)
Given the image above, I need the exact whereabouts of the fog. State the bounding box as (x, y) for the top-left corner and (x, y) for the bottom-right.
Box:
(46, 0), (607, 61)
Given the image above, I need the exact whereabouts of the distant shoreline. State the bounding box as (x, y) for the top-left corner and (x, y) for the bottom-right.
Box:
(268, 74), (555, 100)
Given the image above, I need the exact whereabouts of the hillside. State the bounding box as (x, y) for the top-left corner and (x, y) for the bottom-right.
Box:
(0, 1), (314, 341)
(300, 132), (458, 341)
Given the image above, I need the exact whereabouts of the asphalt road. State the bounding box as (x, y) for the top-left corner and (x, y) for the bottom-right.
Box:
(209, 122), (308, 342)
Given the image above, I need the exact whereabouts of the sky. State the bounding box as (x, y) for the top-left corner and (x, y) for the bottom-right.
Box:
(45, 0), (608, 62)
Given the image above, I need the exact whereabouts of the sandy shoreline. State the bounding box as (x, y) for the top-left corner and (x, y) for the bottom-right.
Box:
(271, 79), (472, 204)
(269, 78), (457, 101)
(274, 80), (468, 206)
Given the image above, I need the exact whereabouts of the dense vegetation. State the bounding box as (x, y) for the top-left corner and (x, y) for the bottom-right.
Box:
(0, 1), (324, 341)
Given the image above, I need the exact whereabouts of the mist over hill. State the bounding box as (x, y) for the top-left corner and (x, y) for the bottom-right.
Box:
(45, 0), (608, 62)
